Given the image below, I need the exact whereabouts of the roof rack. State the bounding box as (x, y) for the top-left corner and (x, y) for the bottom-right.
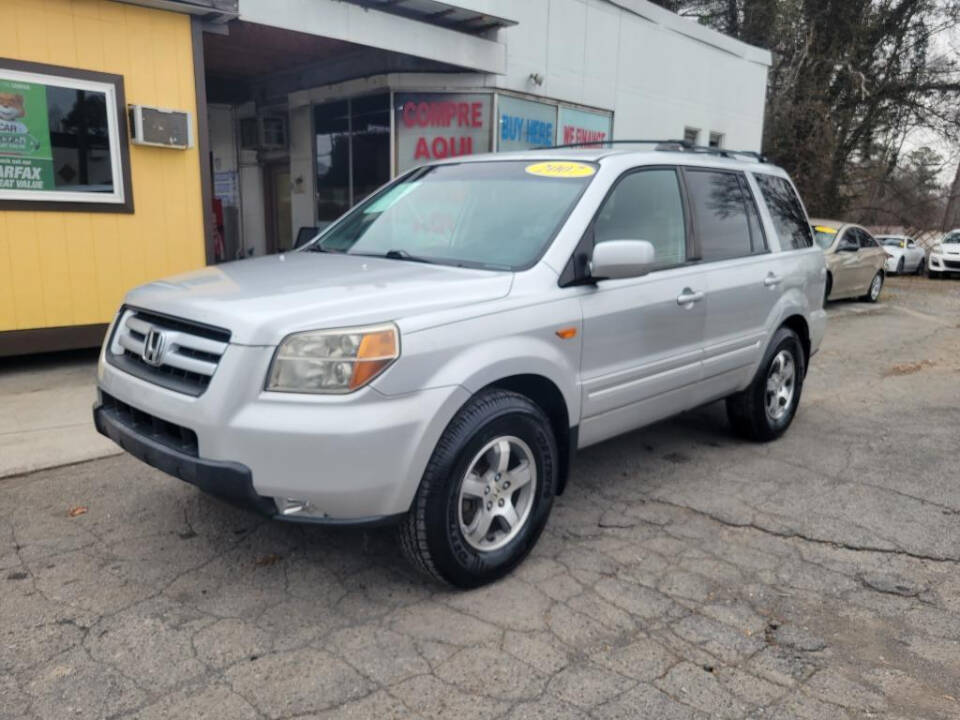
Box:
(533, 139), (769, 163)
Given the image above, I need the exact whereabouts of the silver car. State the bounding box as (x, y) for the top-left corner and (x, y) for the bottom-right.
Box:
(94, 147), (827, 587)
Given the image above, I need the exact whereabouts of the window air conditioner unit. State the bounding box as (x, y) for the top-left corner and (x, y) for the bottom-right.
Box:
(128, 105), (193, 149)
(239, 114), (288, 151)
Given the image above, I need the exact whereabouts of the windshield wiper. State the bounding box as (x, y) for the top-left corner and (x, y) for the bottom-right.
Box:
(350, 249), (434, 264)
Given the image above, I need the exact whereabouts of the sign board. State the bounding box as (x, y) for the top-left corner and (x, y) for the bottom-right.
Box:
(497, 95), (557, 151)
(557, 106), (612, 147)
(0, 77), (55, 191)
(395, 92), (491, 172)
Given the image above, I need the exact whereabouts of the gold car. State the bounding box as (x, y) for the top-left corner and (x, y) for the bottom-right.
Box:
(812, 220), (887, 302)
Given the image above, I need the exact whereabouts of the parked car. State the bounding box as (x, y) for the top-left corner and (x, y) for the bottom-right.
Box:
(927, 229), (960, 278)
(876, 234), (926, 275)
(94, 147), (827, 588)
(812, 220), (887, 302)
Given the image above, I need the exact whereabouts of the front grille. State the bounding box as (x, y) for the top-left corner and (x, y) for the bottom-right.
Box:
(943, 259), (960, 270)
(105, 308), (231, 396)
(99, 391), (198, 456)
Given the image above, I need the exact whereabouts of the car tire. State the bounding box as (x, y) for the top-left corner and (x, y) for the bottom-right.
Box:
(915, 258), (925, 275)
(862, 271), (883, 302)
(399, 389), (557, 588)
(824, 273), (833, 304)
(927, 264), (940, 279)
(726, 327), (805, 443)
(896, 257), (904, 274)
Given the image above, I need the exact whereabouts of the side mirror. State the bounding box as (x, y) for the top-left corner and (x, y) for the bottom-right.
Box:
(590, 240), (656, 280)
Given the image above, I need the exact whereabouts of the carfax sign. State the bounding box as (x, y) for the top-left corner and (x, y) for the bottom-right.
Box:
(0, 77), (54, 191)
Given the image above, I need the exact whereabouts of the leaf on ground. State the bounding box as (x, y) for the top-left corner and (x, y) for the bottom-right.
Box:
(254, 553), (282, 567)
(67, 506), (88, 518)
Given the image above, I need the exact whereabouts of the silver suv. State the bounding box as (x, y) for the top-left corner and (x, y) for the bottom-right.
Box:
(94, 146), (827, 588)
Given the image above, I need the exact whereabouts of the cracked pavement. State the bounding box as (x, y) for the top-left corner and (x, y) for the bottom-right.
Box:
(2, 275), (960, 719)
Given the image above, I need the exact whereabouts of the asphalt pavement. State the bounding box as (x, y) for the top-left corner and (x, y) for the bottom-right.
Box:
(2, 275), (959, 720)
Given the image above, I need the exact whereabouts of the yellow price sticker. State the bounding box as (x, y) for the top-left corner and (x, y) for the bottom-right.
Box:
(525, 161), (596, 179)
(813, 225), (838, 235)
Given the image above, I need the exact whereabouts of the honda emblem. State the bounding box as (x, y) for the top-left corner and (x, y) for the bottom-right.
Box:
(141, 329), (166, 367)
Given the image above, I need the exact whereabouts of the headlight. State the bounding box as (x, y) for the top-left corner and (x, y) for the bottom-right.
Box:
(266, 323), (399, 393)
(933, 243), (943, 253)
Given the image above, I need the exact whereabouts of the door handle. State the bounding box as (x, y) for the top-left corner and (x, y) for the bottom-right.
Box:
(677, 289), (705, 306)
(764, 273), (783, 288)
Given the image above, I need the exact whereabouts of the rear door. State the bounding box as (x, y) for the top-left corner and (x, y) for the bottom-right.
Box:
(578, 167), (709, 447)
(683, 168), (780, 403)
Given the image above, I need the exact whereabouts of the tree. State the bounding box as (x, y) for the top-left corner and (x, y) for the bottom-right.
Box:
(649, 1), (960, 223)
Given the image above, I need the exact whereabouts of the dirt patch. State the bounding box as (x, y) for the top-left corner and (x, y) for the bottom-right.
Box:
(885, 360), (934, 377)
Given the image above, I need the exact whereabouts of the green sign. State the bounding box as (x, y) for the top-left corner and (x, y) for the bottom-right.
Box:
(0, 77), (54, 191)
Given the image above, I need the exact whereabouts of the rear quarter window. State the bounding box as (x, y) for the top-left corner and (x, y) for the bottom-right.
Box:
(754, 174), (814, 250)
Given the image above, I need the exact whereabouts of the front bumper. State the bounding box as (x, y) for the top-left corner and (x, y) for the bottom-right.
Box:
(96, 342), (470, 523)
(928, 254), (960, 272)
(94, 400), (278, 517)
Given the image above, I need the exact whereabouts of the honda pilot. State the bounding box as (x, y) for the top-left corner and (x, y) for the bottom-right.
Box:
(94, 145), (827, 588)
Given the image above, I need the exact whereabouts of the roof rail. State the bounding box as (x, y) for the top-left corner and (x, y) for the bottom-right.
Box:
(533, 139), (769, 163)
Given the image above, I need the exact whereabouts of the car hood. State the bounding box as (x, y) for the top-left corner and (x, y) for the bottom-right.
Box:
(123, 252), (514, 345)
(939, 244), (960, 256)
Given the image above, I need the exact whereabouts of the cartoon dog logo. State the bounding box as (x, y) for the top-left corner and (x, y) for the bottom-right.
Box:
(0, 93), (28, 134)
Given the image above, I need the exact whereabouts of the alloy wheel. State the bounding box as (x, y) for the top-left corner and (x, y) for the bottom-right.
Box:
(457, 436), (538, 552)
(765, 350), (796, 422)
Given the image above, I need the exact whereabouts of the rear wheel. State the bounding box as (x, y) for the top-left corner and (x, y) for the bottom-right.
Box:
(862, 271), (883, 302)
(399, 389), (557, 588)
(915, 257), (925, 275)
(896, 257), (905, 274)
(727, 327), (805, 443)
(824, 273), (833, 304)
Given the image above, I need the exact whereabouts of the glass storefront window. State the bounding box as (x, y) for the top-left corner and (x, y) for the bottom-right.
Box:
(497, 95), (557, 151)
(314, 93), (390, 222)
(395, 92), (491, 173)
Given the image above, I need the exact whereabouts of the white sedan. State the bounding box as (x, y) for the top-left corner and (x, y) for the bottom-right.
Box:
(877, 235), (926, 275)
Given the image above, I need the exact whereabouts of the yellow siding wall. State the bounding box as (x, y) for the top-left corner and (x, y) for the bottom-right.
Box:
(0, 0), (205, 332)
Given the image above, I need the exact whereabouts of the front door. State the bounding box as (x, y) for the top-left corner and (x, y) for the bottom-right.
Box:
(831, 229), (862, 296)
(578, 167), (707, 447)
(265, 162), (292, 254)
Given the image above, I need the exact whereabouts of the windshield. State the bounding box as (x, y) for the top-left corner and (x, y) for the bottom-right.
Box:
(879, 237), (905, 247)
(311, 160), (595, 270)
(943, 232), (960, 245)
(812, 225), (838, 249)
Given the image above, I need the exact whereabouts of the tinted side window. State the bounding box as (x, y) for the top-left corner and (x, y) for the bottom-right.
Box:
(593, 169), (686, 268)
(754, 174), (814, 250)
(858, 230), (878, 248)
(685, 170), (752, 262)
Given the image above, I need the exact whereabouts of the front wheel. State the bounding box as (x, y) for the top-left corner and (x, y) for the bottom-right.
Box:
(862, 271), (883, 302)
(399, 389), (557, 588)
(726, 327), (805, 443)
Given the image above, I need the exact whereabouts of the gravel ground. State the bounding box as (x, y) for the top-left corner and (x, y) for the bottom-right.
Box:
(2, 275), (959, 720)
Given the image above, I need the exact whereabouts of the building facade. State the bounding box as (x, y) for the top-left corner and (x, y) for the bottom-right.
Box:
(0, 0), (771, 354)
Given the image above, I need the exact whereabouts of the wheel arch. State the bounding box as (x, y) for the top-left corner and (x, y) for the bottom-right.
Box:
(481, 374), (576, 496)
(780, 314), (811, 373)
